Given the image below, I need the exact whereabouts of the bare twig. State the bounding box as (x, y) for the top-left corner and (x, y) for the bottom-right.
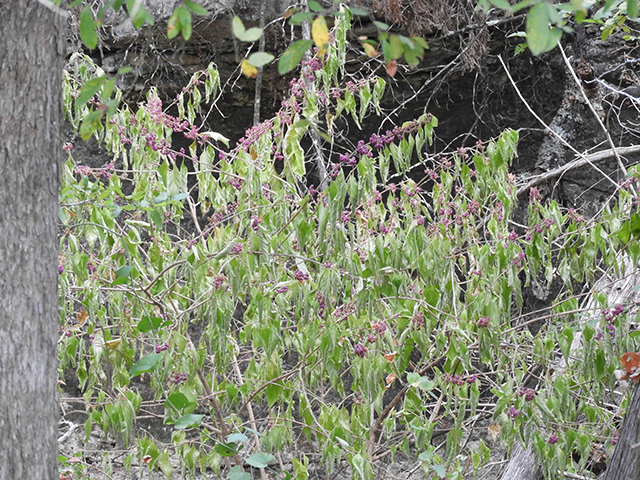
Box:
(498, 54), (619, 191)
(516, 145), (640, 197)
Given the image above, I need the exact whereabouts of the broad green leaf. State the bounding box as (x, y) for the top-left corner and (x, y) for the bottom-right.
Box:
(290, 11), (315, 24)
(526, 3), (563, 55)
(75, 76), (107, 106)
(227, 433), (248, 443)
(228, 466), (251, 480)
(112, 265), (133, 285)
(374, 21), (390, 31)
(214, 442), (238, 456)
(185, 0), (208, 16)
(79, 6), (98, 50)
(174, 414), (204, 429)
(127, 0), (154, 28)
(232, 15), (263, 42)
(137, 316), (163, 333)
(628, 0), (639, 18)
(246, 452), (275, 468)
(158, 450), (173, 477)
(308, 0), (323, 12)
(167, 11), (181, 39)
(247, 52), (275, 68)
(278, 39), (314, 74)
(489, 0), (513, 10)
(129, 353), (162, 378)
(176, 6), (192, 40)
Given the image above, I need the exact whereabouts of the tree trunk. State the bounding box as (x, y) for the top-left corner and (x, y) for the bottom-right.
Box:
(0, 2), (66, 479)
(602, 382), (640, 480)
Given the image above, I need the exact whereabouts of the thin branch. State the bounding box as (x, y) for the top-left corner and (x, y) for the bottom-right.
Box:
(516, 145), (640, 197)
(498, 54), (620, 191)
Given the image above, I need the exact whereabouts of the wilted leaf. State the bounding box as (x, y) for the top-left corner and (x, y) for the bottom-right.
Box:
(488, 423), (501, 443)
(241, 59), (258, 78)
(385, 372), (397, 389)
(363, 42), (378, 57)
(311, 15), (329, 51)
(105, 338), (121, 349)
(77, 309), (88, 326)
(386, 60), (398, 77)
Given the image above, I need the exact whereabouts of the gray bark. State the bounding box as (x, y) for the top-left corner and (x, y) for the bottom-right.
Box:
(0, 1), (66, 479)
(602, 382), (640, 480)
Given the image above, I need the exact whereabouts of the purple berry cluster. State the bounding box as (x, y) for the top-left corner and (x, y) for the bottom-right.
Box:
(167, 371), (187, 385)
(155, 342), (169, 353)
(353, 343), (367, 358)
(294, 269), (309, 283)
(603, 304), (625, 336)
(476, 316), (489, 328)
(507, 406), (521, 418)
(316, 291), (326, 320)
(517, 387), (536, 402)
(229, 242), (243, 255)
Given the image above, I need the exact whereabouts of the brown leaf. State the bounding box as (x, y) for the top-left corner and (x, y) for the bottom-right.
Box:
(386, 60), (398, 77)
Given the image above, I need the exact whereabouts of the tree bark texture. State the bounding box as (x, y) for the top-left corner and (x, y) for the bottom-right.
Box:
(0, 2), (66, 479)
(603, 383), (640, 480)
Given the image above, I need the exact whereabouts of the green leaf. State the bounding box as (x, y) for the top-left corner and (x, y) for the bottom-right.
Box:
(232, 15), (263, 42)
(166, 392), (189, 410)
(117, 66), (133, 75)
(228, 466), (251, 480)
(127, 0), (154, 28)
(278, 39), (314, 74)
(174, 414), (204, 429)
(129, 353), (162, 378)
(79, 110), (105, 141)
(185, 0), (208, 16)
(374, 21), (390, 31)
(214, 442), (238, 456)
(628, 0), (639, 18)
(308, 0), (323, 12)
(79, 6), (99, 50)
(246, 452), (275, 468)
(115, 265), (133, 278)
(526, 3), (563, 55)
(595, 348), (606, 380)
(167, 11), (181, 39)
(112, 265), (133, 285)
(247, 52), (275, 68)
(290, 11), (315, 24)
(227, 433), (248, 443)
(158, 450), (173, 477)
(489, 0), (513, 10)
(75, 76), (107, 106)
(349, 7), (369, 16)
(137, 316), (163, 333)
(176, 6), (192, 40)
(430, 465), (447, 477)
